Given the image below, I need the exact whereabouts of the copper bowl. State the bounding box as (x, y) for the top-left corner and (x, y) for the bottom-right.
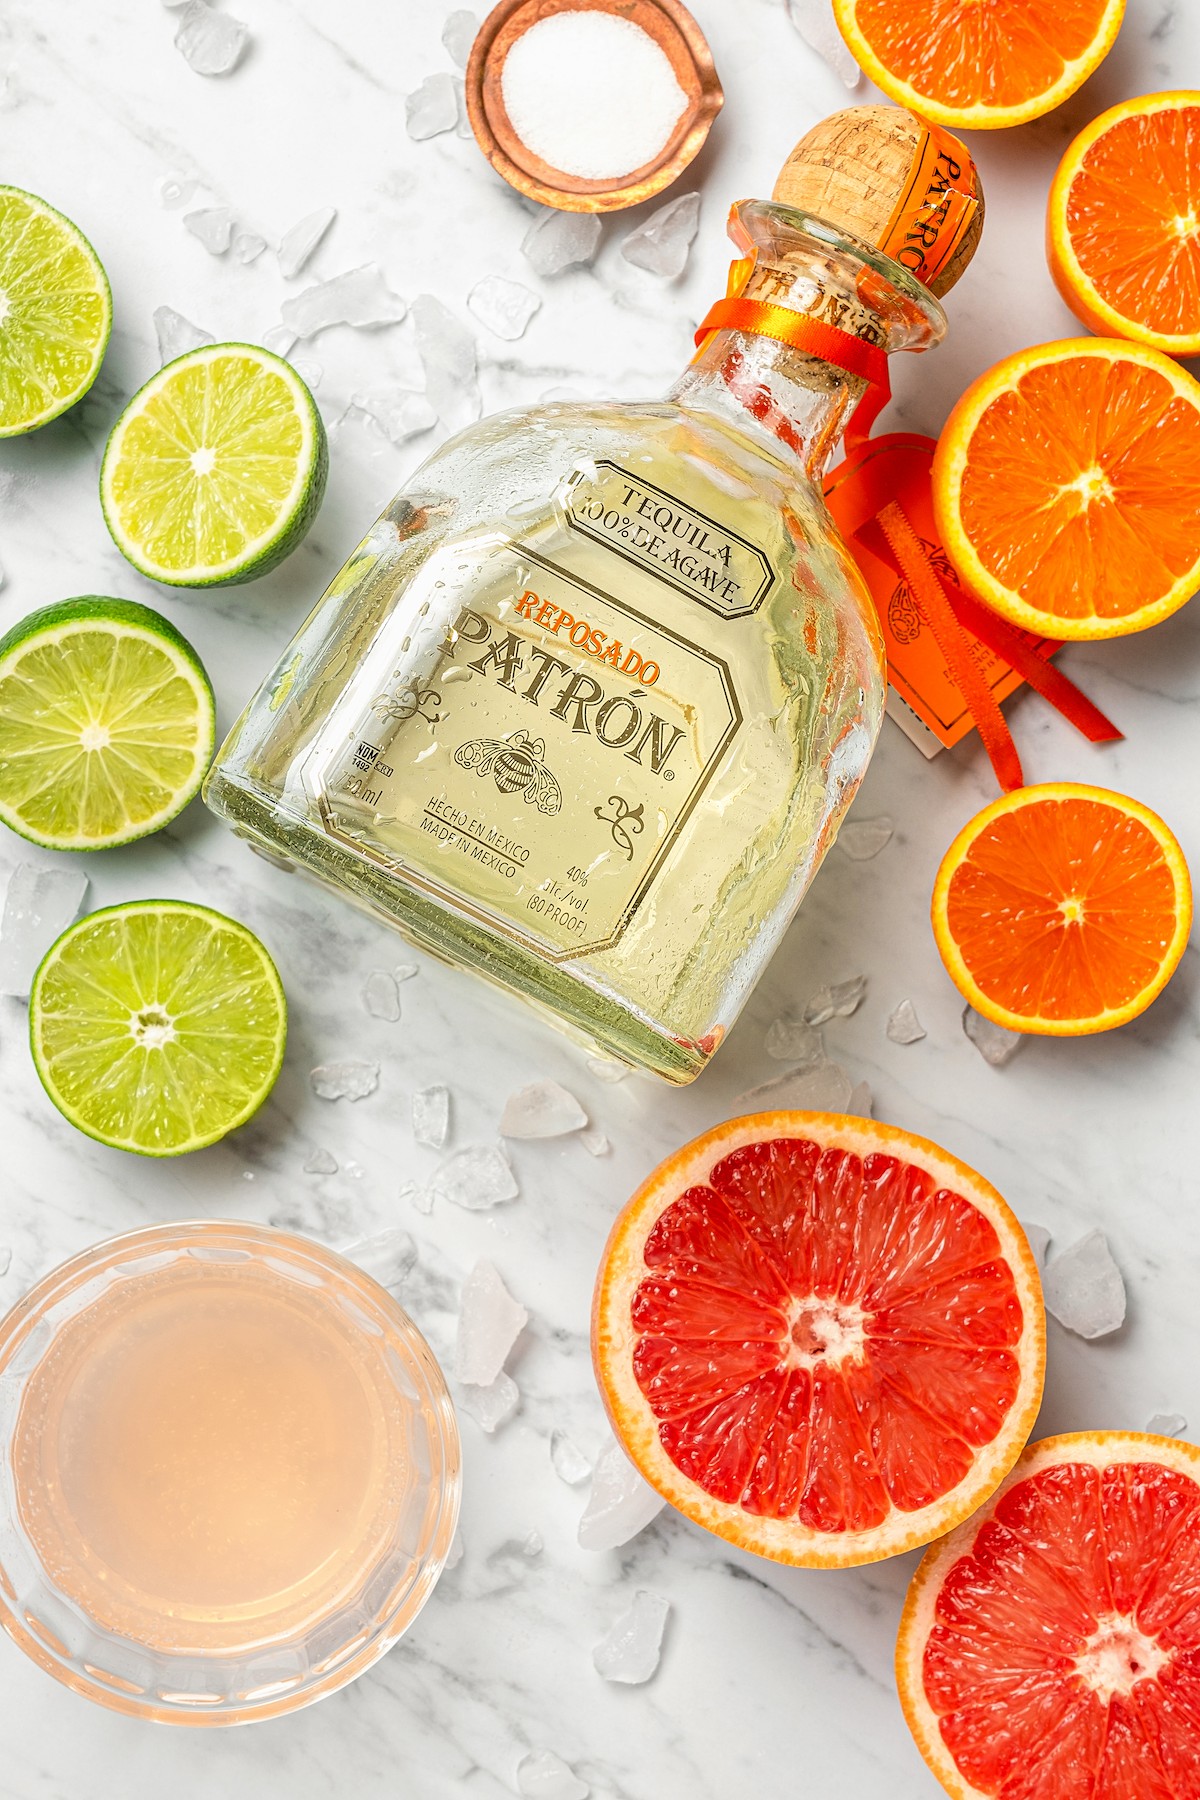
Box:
(465, 0), (724, 213)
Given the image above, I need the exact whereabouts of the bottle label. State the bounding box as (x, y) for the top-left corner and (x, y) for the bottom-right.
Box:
(312, 544), (742, 961)
(563, 460), (774, 620)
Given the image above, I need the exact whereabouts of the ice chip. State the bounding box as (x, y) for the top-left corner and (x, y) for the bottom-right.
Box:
(412, 294), (481, 431)
(154, 305), (214, 365)
(847, 1079), (873, 1117)
(0, 864), (89, 999)
(183, 206), (234, 254)
(516, 1749), (589, 1800)
(413, 1084), (450, 1150)
(278, 206), (336, 280)
(1022, 1222), (1051, 1265)
(460, 1371), (519, 1433)
(580, 1126), (610, 1157)
(587, 1056), (629, 1083)
(593, 1588), (670, 1684)
(362, 968), (401, 1021)
(454, 1259), (528, 1384)
(442, 9), (478, 68)
(500, 1079), (587, 1139)
(738, 1059), (854, 1113)
(174, 0), (249, 74)
(620, 192), (701, 279)
(309, 1060), (380, 1101)
(340, 1227), (417, 1289)
(522, 208), (602, 277)
(402, 1179), (434, 1215)
(302, 1146), (338, 1174)
(405, 71), (459, 140)
(963, 1005), (1024, 1067)
(352, 388), (437, 445)
(262, 323), (298, 357)
(281, 265), (406, 339)
(839, 815), (894, 860)
(522, 1528), (543, 1557)
(468, 274), (542, 341)
(433, 1144), (518, 1209)
(1044, 1230), (1126, 1339)
(233, 230), (267, 263)
(395, 963), (419, 982)
(1146, 1413), (1188, 1438)
(886, 999), (926, 1045)
(578, 1439), (666, 1550)
(804, 974), (866, 1023)
(785, 0), (863, 87)
(765, 1018), (825, 1064)
(289, 356), (322, 391)
(158, 175), (197, 210)
(551, 1430), (592, 1486)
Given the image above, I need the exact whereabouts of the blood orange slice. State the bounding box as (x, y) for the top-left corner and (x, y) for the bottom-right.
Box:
(897, 1432), (1200, 1799)
(592, 1114), (1044, 1568)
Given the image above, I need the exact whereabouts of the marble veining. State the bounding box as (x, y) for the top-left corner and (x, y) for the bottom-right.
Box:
(1, 1), (1199, 1794)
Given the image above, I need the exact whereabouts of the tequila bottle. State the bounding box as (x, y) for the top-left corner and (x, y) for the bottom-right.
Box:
(206, 109), (980, 1083)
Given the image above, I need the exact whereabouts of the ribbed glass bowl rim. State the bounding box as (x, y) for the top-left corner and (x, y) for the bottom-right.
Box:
(0, 1219), (462, 1725)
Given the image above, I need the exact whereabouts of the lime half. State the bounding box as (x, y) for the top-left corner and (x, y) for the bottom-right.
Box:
(100, 343), (328, 586)
(0, 186), (112, 437)
(31, 901), (287, 1156)
(0, 597), (215, 851)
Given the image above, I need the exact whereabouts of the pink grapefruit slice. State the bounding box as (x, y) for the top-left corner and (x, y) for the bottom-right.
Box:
(592, 1113), (1045, 1568)
(898, 1431), (1200, 1798)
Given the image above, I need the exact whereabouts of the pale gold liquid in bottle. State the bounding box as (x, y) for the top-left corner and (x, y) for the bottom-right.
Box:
(12, 1258), (413, 1648)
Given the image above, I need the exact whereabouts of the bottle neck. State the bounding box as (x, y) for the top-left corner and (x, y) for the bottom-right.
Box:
(668, 328), (867, 483)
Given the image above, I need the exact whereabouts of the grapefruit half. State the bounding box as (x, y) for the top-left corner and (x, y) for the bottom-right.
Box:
(592, 1113), (1045, 1568)
(898, 1431), (1200, 1798)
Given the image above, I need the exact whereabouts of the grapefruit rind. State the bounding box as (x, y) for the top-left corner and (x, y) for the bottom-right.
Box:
(592, 1111), (1045, 1570)
(831, 0), (1126, 132)
(932, 337), (1200, 640)
(932, 783), (1193, 1037)
(1047, 92), (1200, 358)
(896, 1431), (1200, 1800)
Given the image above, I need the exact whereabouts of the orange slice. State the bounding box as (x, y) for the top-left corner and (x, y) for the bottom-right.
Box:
(897, 1432), (1200, 1800)
(933, 338), (1200, 639)
(932, 783), (1191, 1037)
(1048, 92), (1200, 357)
(592, 1113), (1044, 1569)
(831, 0), (1125, 131)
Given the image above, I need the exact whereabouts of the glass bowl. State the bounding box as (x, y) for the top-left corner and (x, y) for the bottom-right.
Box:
(0, 1220), (460, 1724)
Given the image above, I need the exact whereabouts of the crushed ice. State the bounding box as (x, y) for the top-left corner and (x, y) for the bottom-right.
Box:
(154, 305), (214, 364)
(587, 1056), (629, 1083)
(580, 1126), (610, 1157)
(281, 265), (406, 338)
(406, 72), (459, 140)
(500, 1080), (587, 1139)
(886, 999), (925, 1045)
(468, 274), (542, 341)
(1043, 1230), (1126, 1339)
(516, 1749), (589, 1800)
(302, 1146), (338, 1175)
(413, 1084), (450, 1150)
(785, 0), (863, 88)
(593, 1589), (670, 1684)
(765, 1018), (825, 1065)
(1022, 1222), (1051, 1265)
(442, 9), (478, 68)
(183, 206), (233, 254)
(621, 192), (701, 279)
(460, 1371), (519, 1433)
(351, 388), (437, 445)
(362, 968), (401, 1021)
(233, 230), (267, 263)
(433, 1144), (518, 1209)
(838, 815), (894, 861)
(412, 294), (481, 432)
(340, 1227), (417, 1289)
(174, 0), (249, 75)
(454, 1260), (527, 1385)
(963, 1006), (1024, 1067)
(804, 975), (865, 1024)
(1146, 1413), (1188, 1438)
(309, 1060), (380, 1101)
(0, 864), (89, 1000)
(522, 208), (602, 277)
(278, 206), (336, 279)
(738, 1060), (854, 1113)
(578, 1439), (665, 1550)
(551, 1429), (592, 1486)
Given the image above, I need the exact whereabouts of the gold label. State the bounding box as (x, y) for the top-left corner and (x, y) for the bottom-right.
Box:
(313, 544), (742, 961)
(564, 461), (774, 620)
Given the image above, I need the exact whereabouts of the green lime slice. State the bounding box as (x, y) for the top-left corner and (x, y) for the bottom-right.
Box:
(0, 597), (215, 851)
(100, 342), (328, 587)
(0, 186), (112, 437)
(30, 901), (287, 1156)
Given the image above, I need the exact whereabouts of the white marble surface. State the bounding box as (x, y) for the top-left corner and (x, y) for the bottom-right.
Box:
(2, 1), (1200, 1794)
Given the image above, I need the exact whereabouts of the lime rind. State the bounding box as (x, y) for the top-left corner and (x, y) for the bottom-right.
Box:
(0, 596), (216, 852)
(0, 185), (113, 438)
(29, 900), (288, 1158)
(99, 342), (328, 588)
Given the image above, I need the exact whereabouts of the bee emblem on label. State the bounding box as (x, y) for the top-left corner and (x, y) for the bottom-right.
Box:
(887, 537), (958, 645)
(455, 729), (563, 815)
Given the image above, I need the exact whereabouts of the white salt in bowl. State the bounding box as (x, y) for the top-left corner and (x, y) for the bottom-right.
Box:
(466, 0), (723, 213)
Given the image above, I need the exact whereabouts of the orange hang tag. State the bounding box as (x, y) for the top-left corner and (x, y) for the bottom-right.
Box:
(876, 120), (979, 292)
(823, 434), (1121, 766)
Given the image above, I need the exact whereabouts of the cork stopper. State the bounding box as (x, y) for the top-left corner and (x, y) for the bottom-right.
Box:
(772, 105), (983, 298)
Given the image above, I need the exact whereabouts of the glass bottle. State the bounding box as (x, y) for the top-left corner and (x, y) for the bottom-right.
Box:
(205, 200), (946, 1084)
